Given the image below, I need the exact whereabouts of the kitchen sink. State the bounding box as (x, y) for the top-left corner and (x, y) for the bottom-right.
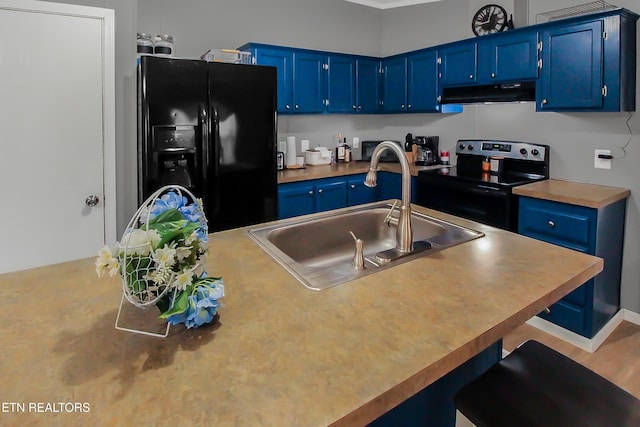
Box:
(247, 202), (484, 290)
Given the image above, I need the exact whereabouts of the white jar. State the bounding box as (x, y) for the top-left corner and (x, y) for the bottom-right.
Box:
(154, 34), (175, 57)
(136, 33), (154, 56)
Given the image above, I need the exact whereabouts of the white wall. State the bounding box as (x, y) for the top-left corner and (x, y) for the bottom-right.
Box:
(133, 0), (640, 313)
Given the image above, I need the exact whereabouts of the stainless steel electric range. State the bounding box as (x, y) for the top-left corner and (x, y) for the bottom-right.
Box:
(416, 140), (549, 231)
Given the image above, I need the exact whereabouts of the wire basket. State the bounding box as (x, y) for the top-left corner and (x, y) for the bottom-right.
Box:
(536, 1), (618, 23)
(118, 185), (207, 309)
(200, 49), (252, 64)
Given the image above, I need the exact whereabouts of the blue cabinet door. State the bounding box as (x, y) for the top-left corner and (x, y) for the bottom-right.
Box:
(253, 46), (293, 113)
(347, 175), (376, 206)
(327, 55), (356, 113)
(316, 180), (347, 212)
(278, 182), (315, 219)
(356, 58), (381, 113)
(477, 31), (539, 84)
(381, 56), (407, 113)
(438, 41), (477, 87)
(538, 20), (604, 111)
(407, 49), (439, 112)
(293, 52), (326, 113)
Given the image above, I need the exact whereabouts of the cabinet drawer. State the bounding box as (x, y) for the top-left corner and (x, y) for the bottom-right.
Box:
(538, 300), (586, 335)
(518, 197), (596, 253)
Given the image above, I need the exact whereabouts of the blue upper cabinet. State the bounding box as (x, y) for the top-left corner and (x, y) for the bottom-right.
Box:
(251, 46), (293, 113)
(407, 48), (439, 112)
(438, 41), (477, 87)
(293, 51), (327, 113)
(382, 56), (408, 113)
(537, 10), (637, 112)
(327, 55), (356, 113)
(327, 55), (381, 114)
(538, 21), (604, 111)
(477, 30), (539, 84)
(356, 58), (381, 113)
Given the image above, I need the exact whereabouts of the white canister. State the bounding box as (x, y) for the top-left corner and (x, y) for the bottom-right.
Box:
(286, 136), (297, 167)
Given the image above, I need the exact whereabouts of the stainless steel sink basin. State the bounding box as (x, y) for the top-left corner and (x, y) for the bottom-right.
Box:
(247, 202), (484, 290)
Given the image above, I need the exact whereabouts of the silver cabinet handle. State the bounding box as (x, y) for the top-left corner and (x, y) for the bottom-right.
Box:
(401, 104), (405, 109)
(469, 74), (474, 79)
(350, 184), (356, 189)
(542, 99), (548, 105)
(85, 195), (99, 207)
(286, 104), (291, 110)
(548, 220), (555, 228)
(491, 73), (496, 78)
(308, 191), (314, 196)
(295, 104), (300, 109)
(318, 189), (323, 194)
(352, 105), (357, 110)
(544, 307), (551, 314)
(358, 105), (362, 110)
(408, 104), (412, 109)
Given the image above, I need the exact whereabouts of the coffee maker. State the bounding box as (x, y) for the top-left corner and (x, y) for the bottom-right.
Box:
(405, 134), (440, 166)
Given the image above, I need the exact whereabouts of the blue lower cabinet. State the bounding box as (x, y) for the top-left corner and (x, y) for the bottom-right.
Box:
(376, 172), (417, 202)
(316, 180), (348, 212)
(518, 196), (626, 338)
(278, 173), (411, 219)
(277, 182), (315, 219)
(347, 175), (376, 206)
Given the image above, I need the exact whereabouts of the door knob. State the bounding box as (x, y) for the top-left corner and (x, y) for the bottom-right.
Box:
(85, 195), (100, 207)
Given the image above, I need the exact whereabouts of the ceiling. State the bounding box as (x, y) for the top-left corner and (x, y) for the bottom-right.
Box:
(343, 0), (444, 9)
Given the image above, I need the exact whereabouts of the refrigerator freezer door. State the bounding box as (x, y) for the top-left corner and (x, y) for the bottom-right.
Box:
(138, 56), (208, 203)
(207, 63), (278, 231)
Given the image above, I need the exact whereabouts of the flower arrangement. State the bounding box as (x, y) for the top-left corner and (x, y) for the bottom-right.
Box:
(96, 188), (224, 329)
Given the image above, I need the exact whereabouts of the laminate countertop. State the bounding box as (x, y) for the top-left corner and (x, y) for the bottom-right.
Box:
(513, 179), (630, 209)
(0, 205), (602, 426)
(277, 162), (447, 184)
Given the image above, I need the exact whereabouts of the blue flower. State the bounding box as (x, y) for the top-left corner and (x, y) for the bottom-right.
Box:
(149, 192), (188, 219)
(166, 279), (224, 329)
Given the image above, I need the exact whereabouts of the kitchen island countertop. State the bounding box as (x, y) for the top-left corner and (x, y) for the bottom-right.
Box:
(0, 205), (602, 426)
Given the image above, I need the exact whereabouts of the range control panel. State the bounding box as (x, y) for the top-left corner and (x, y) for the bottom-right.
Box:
(456, 140), (548, 162)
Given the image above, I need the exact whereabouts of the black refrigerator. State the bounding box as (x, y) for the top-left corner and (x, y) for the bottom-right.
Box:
(137, 55), (278, 232)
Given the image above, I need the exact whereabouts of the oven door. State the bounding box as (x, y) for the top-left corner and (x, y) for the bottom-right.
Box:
(416, 174), (517, 231)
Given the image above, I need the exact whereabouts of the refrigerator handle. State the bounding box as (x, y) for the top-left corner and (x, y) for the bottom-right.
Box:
(199, 105), (209, 182)
(210, 103), (222, 216)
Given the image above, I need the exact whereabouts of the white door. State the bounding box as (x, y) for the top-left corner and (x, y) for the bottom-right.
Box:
(0, 1), (116, 274)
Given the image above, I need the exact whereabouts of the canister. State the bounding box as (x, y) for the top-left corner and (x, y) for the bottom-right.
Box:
(490, 156), (504, 175)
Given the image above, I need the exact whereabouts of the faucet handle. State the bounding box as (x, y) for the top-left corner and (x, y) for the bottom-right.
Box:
(383, 200), (400, 227)
(349, 231), (365, 270)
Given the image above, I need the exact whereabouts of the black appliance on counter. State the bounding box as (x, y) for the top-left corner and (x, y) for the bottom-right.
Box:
(360, 140), (403, 162)
(405, 133), (440, 166)
(138, 56), (278, 232)
(416, 140), (549, 231)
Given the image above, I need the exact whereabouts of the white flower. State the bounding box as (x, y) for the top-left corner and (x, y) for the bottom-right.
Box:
(185, 231), (198, 246)
(95, 245), (118, 278)
(120, 229), (161, 256)
(173, 269), (193, 291)
(153, 244), (177, 267)
(176, 246), (192, 262)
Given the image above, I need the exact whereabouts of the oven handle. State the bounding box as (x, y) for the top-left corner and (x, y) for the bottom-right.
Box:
(468, 185), (508, 196)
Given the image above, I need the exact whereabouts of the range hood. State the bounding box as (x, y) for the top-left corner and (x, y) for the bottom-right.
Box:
(439, 81), (536, 104)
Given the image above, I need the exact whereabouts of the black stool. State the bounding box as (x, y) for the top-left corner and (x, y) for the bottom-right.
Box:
(455, 340), (640, 427)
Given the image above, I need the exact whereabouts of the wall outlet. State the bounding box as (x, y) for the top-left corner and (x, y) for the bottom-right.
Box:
(352, 137), (359, 149)
(594, 149), (612, 169)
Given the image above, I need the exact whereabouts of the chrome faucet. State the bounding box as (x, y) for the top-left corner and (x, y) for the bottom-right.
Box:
(365, 141), (413, 254)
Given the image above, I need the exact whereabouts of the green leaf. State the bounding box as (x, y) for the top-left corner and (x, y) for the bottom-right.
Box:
(147, 220), (188, 248)
(148, 208), (185, 226)
(158, 285), (194, 318)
